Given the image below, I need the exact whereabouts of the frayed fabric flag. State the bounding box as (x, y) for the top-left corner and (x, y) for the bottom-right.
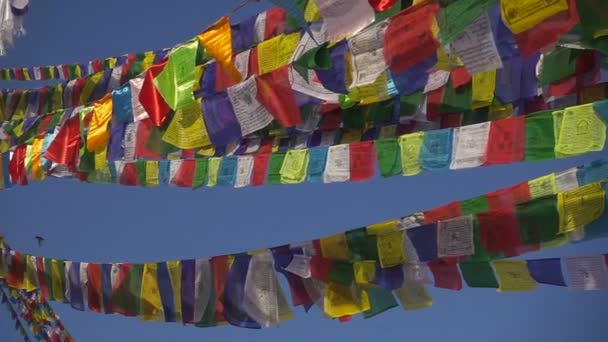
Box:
(492, 260), (537, 292)
(564, 256), (608, 290)
(526, 258), (566, 286)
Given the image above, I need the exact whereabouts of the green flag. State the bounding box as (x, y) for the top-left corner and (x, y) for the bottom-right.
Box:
(440, 79), (472, 114)
(375, 138), (403, 177)
(346, 228), (378, 261)
(363, 287), (399, 319)
(267, 153), (286, 185)
(153, 40), (198, 110)
(516, 195), (560, 245)
(460, 196), (489, 216)
(539, 47), (580, 86)
(525, 111), (556, 161)
(459, 262), (499, 288)
(193, 159), (209, 189)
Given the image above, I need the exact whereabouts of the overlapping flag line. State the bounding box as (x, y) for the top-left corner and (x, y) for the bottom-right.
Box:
(0, 0), (29, 56)
(0, 282), (72, 342)
(0, 0), (402, 82)
(1, 0), (607, 180)
(0, 98), (606, 190)
(2, 159), (608, 328)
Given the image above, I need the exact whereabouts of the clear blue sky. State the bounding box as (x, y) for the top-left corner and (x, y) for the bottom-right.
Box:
(1, 1), (607, 341)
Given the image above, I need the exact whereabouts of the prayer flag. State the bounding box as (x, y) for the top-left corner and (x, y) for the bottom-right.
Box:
(526, 258), (566, 286)
(460, 262), (499, 288)
(517, 195), (560, 245)
(557, 182), (605, 234)
(429, 261), (463, 290)
(255, 66), (302, 127)
(87, 263), (103, 313)
(564, 256), (608, 290)
(139, 62), (171, 127)
(349, 141), (375, 181)
(140, 263), (165, 321)
(153, 40), (198, 111)
(492, 260), (537, 292)
(198, 17), (242, 83)
(86, 94), (113, 152)
(399, 132), (424, 176)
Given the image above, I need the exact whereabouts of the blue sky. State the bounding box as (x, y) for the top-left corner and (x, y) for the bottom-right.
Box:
(1, 1), (607, 341)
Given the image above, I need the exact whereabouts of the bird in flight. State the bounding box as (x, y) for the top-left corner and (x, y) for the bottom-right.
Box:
(35, 236), (44, 247)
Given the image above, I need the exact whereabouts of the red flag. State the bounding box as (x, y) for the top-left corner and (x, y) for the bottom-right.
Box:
(14, 68), (24, 81)
(383, 4), (440, 74)
(135, 119), (162, 160)
(441, 113), (462, 128)
(319, 108), (343, 131)
(71, 77), (87, 106)
(513, 0), (579, 57)
(215, 62), (237, 93)
(87, 263), (103, 313)
(424, 202), (462, 224)
(547, 75), (578, 97)
(425, 87), (443, 121)
(119, 162), (139, 186)
(110, 263), (137, 317)
(37, 87), (48, 113)
(264, 7), (287, 40)
(339, 315), (353, 323)
(248, 47), (260, 77)
(349, 141), (375, 181)
(9, 145), (28, 186)
(139, 62), (171, 127)
(255, 66), (302, 127)
(210, 256), (228, 323)
(310, 256), (332, 282)
(486, 182), (531, 210)
(429, 261), (462, 290)
(477, 209), (529, 257)
(172, 160), (196, 188)
(368, 0), (398, 12)
(483, 116), (526, 165)
(285, 273), (312, 307)
(451, 67), (471, 88)
(251, 153), (271, 186)
(7, 252), (25, 289)
(36, 257), (49, 298)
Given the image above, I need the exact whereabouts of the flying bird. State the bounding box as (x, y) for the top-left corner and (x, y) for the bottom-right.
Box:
(35, 236), (44, 247)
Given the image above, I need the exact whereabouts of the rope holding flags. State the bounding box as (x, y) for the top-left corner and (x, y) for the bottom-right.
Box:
(1, 159), (608, 328)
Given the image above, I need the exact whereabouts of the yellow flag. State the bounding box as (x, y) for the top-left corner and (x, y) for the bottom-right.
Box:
(367, 220), (400, 235)
(162, 100), (211, 149)
(0, 249), (6, 280)
(554, 104), (607, 157)
(140, 263), (165, 321)
(207, 157), (222, 187)
(80, 72), (104, 104)
(472, 70), (496, 109)
(198, 16), (242, 83)
(558, 182), (605, 234)
(23, 256), (38, 292)
(354, 261), (376, 287)
(395, 281), (433, 310)
(492, 260), (537, 292)
(280, 149), (309, 184)
(376, 231), (406, 268)
(500, 0), (569, 34)
(257, 32), (301, 75)
(320, 233), (351, 261)
(324, 282), (370, 318)
(167, 261), (182, 323)
(50, 259), (65, 302)
(304, 0), (321, 22)
(340, 129), (363, 144)
(94, 149), (107, 171)
(145, 161), (160, 187)
(30, 137), (45, 181)
(399, 132), (424, 176)
(489, 103), (513, 121)
(528, 174), (558, 199)
(87, 94), (113, 152)
(142, 51), (156, 71)
(349, 72), (392, 105)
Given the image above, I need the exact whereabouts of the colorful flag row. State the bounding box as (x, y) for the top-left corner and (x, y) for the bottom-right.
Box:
(0, 0), (411, 82)
(1, 99), (606, 191)
(1, 159), (608, 327)
(0, 282), (72, 342)
(2, 0), (605, 143)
